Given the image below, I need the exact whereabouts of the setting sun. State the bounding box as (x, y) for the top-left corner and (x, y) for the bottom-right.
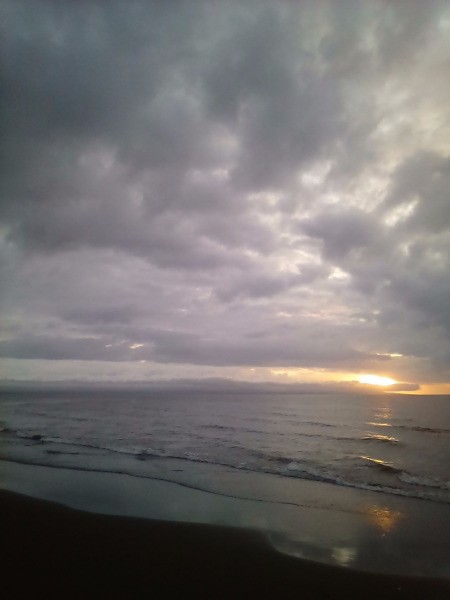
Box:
(358, 374), (397, 386)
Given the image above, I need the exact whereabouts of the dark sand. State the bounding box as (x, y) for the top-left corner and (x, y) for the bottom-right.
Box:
(2, 490), (449, 599)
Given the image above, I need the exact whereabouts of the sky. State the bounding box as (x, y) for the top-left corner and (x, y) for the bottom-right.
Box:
(1, 0), (450, 394)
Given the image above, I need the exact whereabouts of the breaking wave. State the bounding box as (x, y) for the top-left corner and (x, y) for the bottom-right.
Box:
(1, 426), (449, 504)
(361, 434), (400, 445)
(359, 455), (402, 474)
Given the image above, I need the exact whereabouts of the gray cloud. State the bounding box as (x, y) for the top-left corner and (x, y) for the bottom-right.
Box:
(299, 209), (387, 261)
(0, 330), (391, 370)
(1, 0), (449, 388)
(383, 152), (450, 233)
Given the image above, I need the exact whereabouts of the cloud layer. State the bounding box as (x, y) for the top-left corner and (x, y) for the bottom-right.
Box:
(1, 0), (449, 390)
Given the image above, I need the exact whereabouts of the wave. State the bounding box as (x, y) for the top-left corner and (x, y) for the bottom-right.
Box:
(202, 424), (268, 435)
(0, 454), (357, 513)
(2, 427), (449, 504)
(359, 456), (402, 474)
(46, 449), (83, 456)
(11, 424), (441, 458)
(366, 423), (450, 435)
(398, 472), (450, 491)
(202, 424), (235, 431)
(361, 434), (399, 445)
(203, 421), (336, 434)
(396, 425), (450, 434)
(297, 421), (336, 428)
(2, 429), (163, 459)
(358, 456), (450, 496)
(2, 448), (449, 507)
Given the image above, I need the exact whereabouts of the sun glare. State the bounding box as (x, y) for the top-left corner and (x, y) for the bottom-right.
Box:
(358, 374), (397, 386)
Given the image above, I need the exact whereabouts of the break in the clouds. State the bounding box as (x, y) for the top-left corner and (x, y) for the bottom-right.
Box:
(1, 0), (449, 392)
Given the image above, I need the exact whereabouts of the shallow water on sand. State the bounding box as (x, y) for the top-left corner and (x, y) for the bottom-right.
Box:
(1, 459), (450, 580)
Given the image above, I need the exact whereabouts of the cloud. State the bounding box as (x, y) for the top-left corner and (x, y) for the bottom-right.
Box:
(0, 0), (449, 388)
(0, 328), (390, 370)
(298, 209), (387, 261)
(0, 376), (420, 395)
(383, 152), (450, 233)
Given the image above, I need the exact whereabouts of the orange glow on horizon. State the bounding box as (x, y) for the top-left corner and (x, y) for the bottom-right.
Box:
(263, 367), (450, 394)
(358, 374), (397, 386)
(399, 383), (450, 395)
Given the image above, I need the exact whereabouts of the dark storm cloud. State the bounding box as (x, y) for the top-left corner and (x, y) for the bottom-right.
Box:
(1, 0), (449, 385)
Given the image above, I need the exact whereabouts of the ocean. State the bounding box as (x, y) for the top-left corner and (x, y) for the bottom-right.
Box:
(1, 389), (449, 506)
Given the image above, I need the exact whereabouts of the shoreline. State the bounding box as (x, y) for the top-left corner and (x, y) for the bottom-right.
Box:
(1, 459), (450, 582)
(2, 488), (450, 599)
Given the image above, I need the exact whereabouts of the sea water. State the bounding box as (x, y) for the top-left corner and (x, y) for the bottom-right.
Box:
(1, 389), (449, 505)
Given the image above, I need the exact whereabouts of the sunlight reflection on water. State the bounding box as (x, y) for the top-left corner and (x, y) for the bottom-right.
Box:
(365, 505), (403, 536)
(332, 546), (357, 567)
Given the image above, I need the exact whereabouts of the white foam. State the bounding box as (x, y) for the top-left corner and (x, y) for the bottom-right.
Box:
(399, 472), (450, 490)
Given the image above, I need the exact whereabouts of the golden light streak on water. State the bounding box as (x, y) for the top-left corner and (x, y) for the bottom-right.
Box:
(365, 506), (403, 536)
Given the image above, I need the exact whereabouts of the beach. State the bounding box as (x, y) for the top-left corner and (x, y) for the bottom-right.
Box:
(1, 459), (450, 599)
(2, 488), (449, 599)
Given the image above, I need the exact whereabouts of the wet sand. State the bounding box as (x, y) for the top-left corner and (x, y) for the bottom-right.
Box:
(2, 489), (449, 599)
